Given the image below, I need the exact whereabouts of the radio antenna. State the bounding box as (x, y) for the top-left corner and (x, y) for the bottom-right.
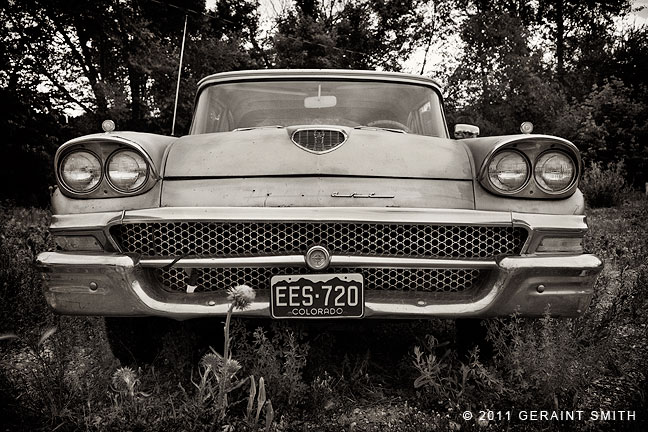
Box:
(171, 15), (188, 136)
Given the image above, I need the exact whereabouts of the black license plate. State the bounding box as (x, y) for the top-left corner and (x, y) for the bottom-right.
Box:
(270, 273), (364, 319)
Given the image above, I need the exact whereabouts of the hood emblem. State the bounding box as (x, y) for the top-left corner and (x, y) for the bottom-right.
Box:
(291, 128), (347, 154)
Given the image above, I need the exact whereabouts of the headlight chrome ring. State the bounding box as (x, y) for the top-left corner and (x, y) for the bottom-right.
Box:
(106, 150), (149, 193)
(534, 151), (577, 193)
(59, 150), (103, 193)
(487, 150), (530, 193)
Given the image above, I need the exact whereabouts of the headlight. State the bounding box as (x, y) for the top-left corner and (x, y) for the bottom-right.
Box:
(107, 150), (149, 192)
(60, 151), (102, 193)
(487, 151), (529, 192)
(534, 151), (576, 192)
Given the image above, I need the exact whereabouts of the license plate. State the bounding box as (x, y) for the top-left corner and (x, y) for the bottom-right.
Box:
(270, 273), (364, 319)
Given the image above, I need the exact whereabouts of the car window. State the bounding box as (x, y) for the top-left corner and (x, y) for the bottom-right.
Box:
(191, 80), (447, 138)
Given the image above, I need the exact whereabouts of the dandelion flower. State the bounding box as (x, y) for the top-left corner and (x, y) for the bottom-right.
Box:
(227, 284), (256, 310)
(201, 352), (224, 372)
(222, 358), (242, 378)
(111, 366), (138, 397)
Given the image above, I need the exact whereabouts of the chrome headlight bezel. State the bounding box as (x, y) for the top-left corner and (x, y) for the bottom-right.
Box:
(54, 136), (159, 199)
(478, 136), (582, 199)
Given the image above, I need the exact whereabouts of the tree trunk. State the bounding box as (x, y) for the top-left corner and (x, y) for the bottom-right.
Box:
(556, 0), (564, 79)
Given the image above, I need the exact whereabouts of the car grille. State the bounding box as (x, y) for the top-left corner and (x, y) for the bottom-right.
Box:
(155, 267), (487, 293)
(110, 222), (527, 259)
(291, 129), (346, 152)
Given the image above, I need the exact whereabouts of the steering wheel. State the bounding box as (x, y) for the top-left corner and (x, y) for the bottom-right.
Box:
(366, 120), (410, 132)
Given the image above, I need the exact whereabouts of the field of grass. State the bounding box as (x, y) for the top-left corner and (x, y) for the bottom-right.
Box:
(1, 196), (646, 431)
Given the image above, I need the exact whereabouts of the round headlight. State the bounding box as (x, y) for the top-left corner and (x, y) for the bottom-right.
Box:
(107, 150), (149, 192)
(60, 151), (102, 193)
(534, 151), (576, 192)
(487, 151), (529, 192)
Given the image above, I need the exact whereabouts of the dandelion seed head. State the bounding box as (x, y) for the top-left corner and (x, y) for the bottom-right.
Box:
(227, 284), (256, 310)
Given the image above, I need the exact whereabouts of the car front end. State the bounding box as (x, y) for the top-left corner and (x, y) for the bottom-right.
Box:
(37, 70), (602, 321)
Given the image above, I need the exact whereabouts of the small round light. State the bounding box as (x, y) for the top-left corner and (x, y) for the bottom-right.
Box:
(107, 150), (149, 192)
(520, 122), (534, 134)
(534, 151), (576, 192)
(102, 119), (115, 133)
(487, 151), (530, 192)
(60, 151), (102, 193)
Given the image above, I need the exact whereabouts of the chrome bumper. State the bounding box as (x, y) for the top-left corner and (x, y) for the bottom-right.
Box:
(38, 207), (602, 319)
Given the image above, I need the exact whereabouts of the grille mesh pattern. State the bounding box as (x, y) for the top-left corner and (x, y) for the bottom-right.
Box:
(155, 267), (486, 293)
(110, 222), (527, 259)
(291, 129), (346, 152)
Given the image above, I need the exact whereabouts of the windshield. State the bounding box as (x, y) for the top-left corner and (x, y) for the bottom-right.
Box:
(190, 79), (447, 137)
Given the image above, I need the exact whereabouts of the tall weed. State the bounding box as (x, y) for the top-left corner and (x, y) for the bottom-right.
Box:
(580, 161), (628, 208)
(232, 321), (309, 409)
(0, 204), (53, 330)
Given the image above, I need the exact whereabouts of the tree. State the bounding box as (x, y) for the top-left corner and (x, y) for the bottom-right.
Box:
(446, 4), (566, 136)
(536, 0), (632, 81)
(574, 79), (648, 186)
(0, 0), (261, 204)
(270, 0), (456, 70)
(1, 0), (261, 134)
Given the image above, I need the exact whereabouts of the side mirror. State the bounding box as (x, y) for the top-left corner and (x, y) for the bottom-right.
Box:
(454, 124), (480, 139)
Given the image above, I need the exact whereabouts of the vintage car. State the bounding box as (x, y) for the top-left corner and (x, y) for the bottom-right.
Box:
(37, 69), (602, 359)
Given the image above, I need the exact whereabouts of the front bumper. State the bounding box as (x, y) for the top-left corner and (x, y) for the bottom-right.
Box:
(37, 207), (602, 319)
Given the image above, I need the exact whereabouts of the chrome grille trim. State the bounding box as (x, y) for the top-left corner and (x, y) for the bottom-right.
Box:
(291, 128), (347, 153)
(155, 267), (488, 293)
(110, 222), (527, 259)
(139, 256), (498, 269)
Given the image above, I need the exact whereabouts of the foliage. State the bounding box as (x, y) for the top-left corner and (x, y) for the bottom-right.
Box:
(574, 79), (648, 187)
(412, 335), (503, 405)
(0, 205), (53, 329)
(1, 198), (648, 430)
(1, 319), (114, 431)
(580, 161), (629, 208)
(231, 321), (310, 409)
(270, 0), (455, 70)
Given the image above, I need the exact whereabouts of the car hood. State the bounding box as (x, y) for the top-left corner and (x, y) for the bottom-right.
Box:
(164, 127), (473, 180)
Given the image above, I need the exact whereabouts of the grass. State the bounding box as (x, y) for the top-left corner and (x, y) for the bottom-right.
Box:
(1, 195), (647, 431)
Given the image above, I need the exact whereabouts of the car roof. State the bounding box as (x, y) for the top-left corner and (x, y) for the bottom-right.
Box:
(197, 69), (444, 94)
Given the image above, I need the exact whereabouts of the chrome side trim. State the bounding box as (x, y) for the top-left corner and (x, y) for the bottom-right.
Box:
(139, 255), (498, 269)
(141, 256), (306, 268)
(511, 212), (588, 231)
(37, 251), (136, 268)
(50, 212), (123, 231)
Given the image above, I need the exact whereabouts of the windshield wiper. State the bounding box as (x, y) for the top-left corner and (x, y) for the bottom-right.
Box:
(354, 126), (407, 134)
(233, 125), (285, 131)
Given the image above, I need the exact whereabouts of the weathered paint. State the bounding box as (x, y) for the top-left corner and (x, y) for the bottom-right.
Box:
(164, 128), (472, 180)
(161, 177), (474, 208)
